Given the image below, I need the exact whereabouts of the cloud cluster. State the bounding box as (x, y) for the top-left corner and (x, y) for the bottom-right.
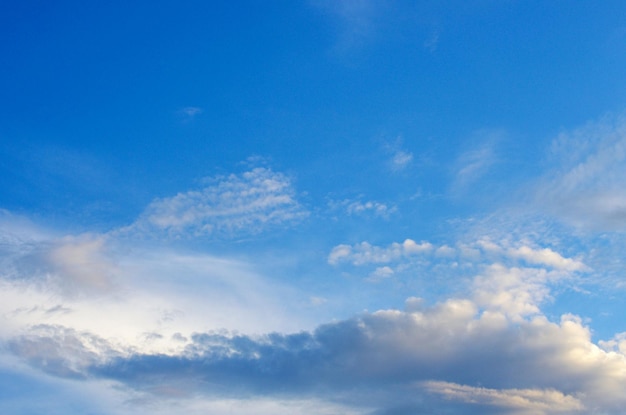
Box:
(8, 257), (626, 414)
(133, 167), (308, 238)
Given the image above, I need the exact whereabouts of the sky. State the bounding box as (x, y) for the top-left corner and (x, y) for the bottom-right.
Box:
(2, 1), (626, 414)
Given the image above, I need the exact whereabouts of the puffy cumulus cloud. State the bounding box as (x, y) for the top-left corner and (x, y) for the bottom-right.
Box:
(8, 258), (626, 414)
(600, 332), (626, 355)
(472, 264), (554, 320)
(132, 167), (308, 238)
(536, 112), (626, 230)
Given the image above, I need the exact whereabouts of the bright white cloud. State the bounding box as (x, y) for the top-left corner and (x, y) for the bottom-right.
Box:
(132, 167), (308, 238)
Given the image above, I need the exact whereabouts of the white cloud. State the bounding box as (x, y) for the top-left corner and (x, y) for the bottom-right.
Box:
(381, 137), (413, 172)
(456, 145), (494, 182)
(391, 150), (413, 170)
(472, 264), (553, 320)
(329, 238), (587, 274)
(331, 198), (397, 218)
(310, 0), (380, 52)
(328, 239), (432, 265)
(535, 112), (626, 230)
(11, 265), (626, 414)
(178, 106), (202, 122)
(422, 381), (584, 413)
(366, 266), (394, 282)
(47, 235), (118, 296)
(3, 222), (626, 415)
(131, 167), (308, 238)
(0, 219), (314, 357)
(424, 29), (440, 52)
(451, 131), (504, 193)
(435, 244), (456, 257)
(507, 246), (587, 272)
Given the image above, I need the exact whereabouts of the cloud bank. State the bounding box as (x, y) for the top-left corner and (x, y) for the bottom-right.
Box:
(7, 258), (626, 414)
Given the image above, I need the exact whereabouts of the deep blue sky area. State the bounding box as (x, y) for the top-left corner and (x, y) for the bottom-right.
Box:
(2, 2), (626, 414)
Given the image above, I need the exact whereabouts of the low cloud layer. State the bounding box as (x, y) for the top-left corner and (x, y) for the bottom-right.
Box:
(5, 238), (626, 414)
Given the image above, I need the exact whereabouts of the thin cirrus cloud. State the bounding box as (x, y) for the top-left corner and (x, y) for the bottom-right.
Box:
(310, 0), (380, 52)
(535, 112), (626, 230)
(130, 167), (308, 238)
(178, 106), (203, 122)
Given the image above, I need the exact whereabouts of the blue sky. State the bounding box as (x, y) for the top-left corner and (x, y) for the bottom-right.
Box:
(2, 1), (626, 414)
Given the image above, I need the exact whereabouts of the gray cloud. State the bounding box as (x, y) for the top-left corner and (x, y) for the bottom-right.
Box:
(10, 262), (626, 414)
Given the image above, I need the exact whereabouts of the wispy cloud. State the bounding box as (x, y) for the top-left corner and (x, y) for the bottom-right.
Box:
(424, 28), (440, 52)
(177, 106), (203, 122)
(382, 138), (414, 172)
(329, 197), (397, 219)
(535, 112), (626, 230)
(310, 0), (380, 52)
(131, 167), (308, 238)
(390, 149), (413, 170)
